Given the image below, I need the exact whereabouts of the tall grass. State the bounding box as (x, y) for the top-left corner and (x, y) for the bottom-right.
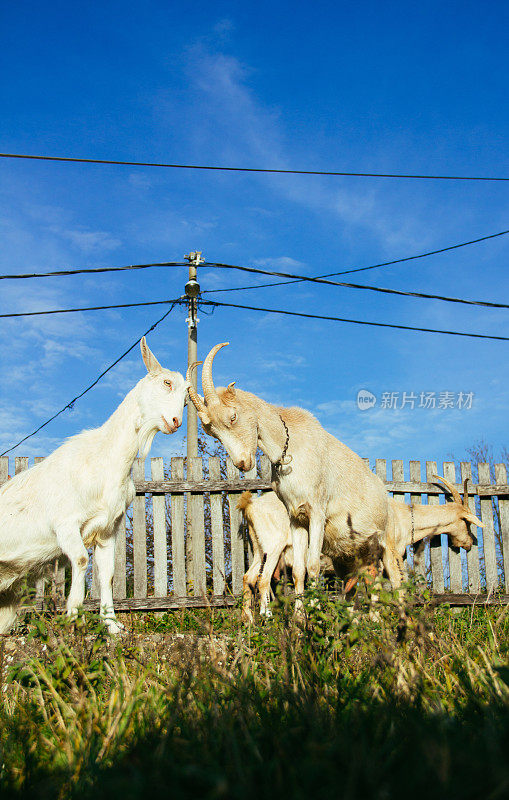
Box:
(1, 581), (508, 799)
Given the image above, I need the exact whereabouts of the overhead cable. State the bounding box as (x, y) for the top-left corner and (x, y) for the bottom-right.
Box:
(0, 262), (186, 281)
(197, 299), (509, 341)
(1, 151), (508, 181)
(2, 294), (507, 337)
(203, 228), (509, 285)
(1, 228), (507, 283)
(0, 298), (185, 319)
(201, 263), (508, 309)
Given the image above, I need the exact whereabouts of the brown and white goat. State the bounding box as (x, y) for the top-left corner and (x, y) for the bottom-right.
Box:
(237, 475), (482, 621)
(391, 475), (482, 555)
(188, 343), (402, 612)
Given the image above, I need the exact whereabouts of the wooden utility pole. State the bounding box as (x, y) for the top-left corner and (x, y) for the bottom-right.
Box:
(184, 250), (203, 459)
(184, 250), (203, 593)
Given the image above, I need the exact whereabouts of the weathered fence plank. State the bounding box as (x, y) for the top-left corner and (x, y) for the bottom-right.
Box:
(410, 461), (425, 576)
(132, 458), (147, 598)
(427, 461), (444, 593)
(259, 454), (272, 483)
(113, 513), (127, 599)
(170, 458), (186, 597)
(135, 478), (508, 495)
(375, 459), (387, 482)
(39, 591), (509, 614)
(461, 461), (481, 593)
(91, 550), (100, 599)
(189, 457), (206, 597)
(227, 460), (245, 595)
(0, 456), (8, 485)
(390, 461), (406, 575)
(209, 457), (226, 596)
(391, 461), (405, 503)
(444, 462), (462, 592)
(151, 458), (167, 597)
(14, 456), (29, 474)
(478, 463), (498, 592)
(495, 464), (509, 593)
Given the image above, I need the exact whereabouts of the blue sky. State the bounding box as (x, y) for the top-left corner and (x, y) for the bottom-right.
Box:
(0, 0), (508, 476)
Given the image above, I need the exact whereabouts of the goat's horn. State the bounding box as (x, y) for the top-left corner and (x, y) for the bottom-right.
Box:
(463, 477), (471, 508)
(186, 361), (207, 415)
(433, 474), (462, 505)
(186, 361), (202, 383)
(202, 342), (229, 406)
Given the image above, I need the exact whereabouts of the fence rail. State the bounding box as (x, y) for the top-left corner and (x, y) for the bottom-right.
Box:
(1, 455), (508, 609)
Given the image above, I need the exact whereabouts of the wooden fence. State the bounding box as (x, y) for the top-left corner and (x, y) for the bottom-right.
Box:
(1, 455), (508, 610)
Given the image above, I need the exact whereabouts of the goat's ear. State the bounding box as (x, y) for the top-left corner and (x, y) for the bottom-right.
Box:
(463, 510), (484, 528)
(140, 336), (163, 375)
(224, 382), (236, 401)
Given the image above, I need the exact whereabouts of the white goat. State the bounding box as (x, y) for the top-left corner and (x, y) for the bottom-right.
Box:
(238, 476), (483, 620)
(0, 337), (188, 635)
(187, 343), (402, 614)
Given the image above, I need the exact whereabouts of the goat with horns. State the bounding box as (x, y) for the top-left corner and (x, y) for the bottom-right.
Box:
(0, 338), (188, 635)
(187, 342), (403, 612)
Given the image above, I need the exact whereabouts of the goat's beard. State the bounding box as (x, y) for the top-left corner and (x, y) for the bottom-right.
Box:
(137, 418), (161, 460)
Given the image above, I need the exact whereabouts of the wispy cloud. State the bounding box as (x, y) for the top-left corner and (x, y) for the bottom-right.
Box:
(47, 226), (121, 253)
(182, 46), (438, 253)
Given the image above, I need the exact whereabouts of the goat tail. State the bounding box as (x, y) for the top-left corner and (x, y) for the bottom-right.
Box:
(237, 491), (253, 517)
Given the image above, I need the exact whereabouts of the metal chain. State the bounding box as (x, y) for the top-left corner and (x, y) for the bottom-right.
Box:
(277, 416), (290, 466)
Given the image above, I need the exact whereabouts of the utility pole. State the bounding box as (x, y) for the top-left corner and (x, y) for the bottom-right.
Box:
(184, 251), (203, 593)
(184, 251), (203, 459)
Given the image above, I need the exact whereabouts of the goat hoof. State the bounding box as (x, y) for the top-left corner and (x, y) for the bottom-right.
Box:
(293, 601), (306, 623)
(103, 618), (125, 635)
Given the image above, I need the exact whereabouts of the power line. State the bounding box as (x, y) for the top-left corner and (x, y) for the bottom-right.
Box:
(1, 151), (508, 181)
(0, 287), (509, 334)
(0, 294), (505, 456)
(0, 302), (178, 456)
(1, 228), (507, 283)
(202, 263), (509, 310)
(203, 228), (509, 286)
(197, 299), (509, 341)
(0, 298), (185, 319)
(2, 272), (508, 325)
(0, 262), (186, 281)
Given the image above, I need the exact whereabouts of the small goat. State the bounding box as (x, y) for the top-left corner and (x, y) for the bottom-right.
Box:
(391, 475), (482, 555)
(237, 491), (291, 621)
(188, 343), (402, 614)
(238, 476), (482, 620)
(0, 337), (188, 634)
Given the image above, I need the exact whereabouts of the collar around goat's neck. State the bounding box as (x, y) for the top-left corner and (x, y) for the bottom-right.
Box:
(274, 415), (292, 468)
(256, 403), (292, 467)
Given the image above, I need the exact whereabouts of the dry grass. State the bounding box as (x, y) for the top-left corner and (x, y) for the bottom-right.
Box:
(1, 580), (508, 799)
